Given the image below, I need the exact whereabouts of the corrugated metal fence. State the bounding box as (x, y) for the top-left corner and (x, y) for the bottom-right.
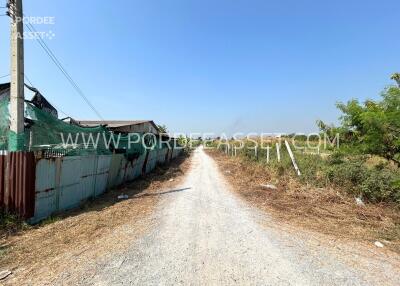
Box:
(0, 147), (182, 222)
(31, 147), (182, 223)
(0, 152), (36, 218)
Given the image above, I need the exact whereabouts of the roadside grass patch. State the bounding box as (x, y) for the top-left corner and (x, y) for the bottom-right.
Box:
(0, 211), (31, 238)
(208, 149), (400, 254)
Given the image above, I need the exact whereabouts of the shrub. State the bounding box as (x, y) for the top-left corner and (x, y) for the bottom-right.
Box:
(325, 159), (367, 191)
(327, 151), (345, 165)
(359, 170), (400, 203)
(286, 153), (399, 204)
(216, 139), (400, 204)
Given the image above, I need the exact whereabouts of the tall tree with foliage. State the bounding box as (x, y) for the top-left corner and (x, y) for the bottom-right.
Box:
(391, 73), (400, 87)
(157, 124), (168, 134)
(336, 81), (400, 166)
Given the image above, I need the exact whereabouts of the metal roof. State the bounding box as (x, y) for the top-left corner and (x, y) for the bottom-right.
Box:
(77, 120), (159, 130)
(0, 83), (10, 93)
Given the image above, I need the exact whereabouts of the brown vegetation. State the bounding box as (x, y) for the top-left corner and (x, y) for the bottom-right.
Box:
(0, 154), (191, 284)
(208, 150), (400, 254)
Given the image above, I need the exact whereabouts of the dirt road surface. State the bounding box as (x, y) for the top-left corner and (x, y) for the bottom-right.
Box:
(10, 147), (399, 285)
(68, 147), (397, 286)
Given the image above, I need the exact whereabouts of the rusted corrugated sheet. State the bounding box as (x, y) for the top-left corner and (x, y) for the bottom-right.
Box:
(0, 155), (6, 207)
(0, 152), (35, 218)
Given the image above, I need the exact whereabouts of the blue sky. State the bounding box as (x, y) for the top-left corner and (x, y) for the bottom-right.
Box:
(0, 0), (399, 135)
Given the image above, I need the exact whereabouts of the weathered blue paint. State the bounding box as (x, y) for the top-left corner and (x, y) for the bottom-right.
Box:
(108, 154), (125, 188)
(31, 147), (182, 223)
(34, 159), (57, 221)
(59, 156), (84, 211)
(94, 155), (112, 196)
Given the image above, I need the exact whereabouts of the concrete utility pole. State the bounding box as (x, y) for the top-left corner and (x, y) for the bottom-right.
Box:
(8, 0), (25, 151)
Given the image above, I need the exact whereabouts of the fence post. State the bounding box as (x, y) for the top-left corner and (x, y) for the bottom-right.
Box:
(266, 146), (270, 163)
(285, 140), (301, 176)
(276, 143), (281, 162)
(28, 131), (33, 152)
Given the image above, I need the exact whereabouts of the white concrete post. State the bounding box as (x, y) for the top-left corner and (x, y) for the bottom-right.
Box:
(9, 0), (25, 151)
(285, 140), (301, 176)
(276, 143), (281, 162)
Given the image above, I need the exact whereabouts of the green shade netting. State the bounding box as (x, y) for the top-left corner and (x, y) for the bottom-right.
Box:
(0, 97), (10, 150)
(0, 97), (152, 156)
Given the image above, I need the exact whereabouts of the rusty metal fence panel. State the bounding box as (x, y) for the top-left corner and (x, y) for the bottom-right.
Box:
(79, 156), (97, 201)
(59, 156), (83, 211)
(157, 148), (168, 164)
(134, 152), (147, 178)
(0, 152), (35, 219)
(32, 155), (113, 222)
(145, 150), (157, 174)
(94, 155), (112, 196)
(0, 155), (7, 207)
(0, 154), (5, 207)
(30, 147), (181, 223)
(172, 148), (182, 159)
(107, 154), (125, 188)
(34, 159), (57, 221)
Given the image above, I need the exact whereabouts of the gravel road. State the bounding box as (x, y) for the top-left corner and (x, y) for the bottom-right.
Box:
(85, 147), (400, 286)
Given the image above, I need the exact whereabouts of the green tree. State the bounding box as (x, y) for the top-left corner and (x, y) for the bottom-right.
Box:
(336, 86), (400, 166)
(391, 73), (400, 87)
(157, 124), (168, 134)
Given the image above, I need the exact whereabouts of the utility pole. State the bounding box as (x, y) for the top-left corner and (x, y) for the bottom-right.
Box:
(8, 0), (25, 151)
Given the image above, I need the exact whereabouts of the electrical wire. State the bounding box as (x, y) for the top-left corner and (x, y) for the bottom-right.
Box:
(6, 4), (104, 120)
(23, 23), (104, 120)
(23, 73), (71, 118)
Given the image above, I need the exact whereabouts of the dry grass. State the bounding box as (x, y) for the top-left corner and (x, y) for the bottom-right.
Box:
(0, 154), (191, 284)
(208, 150), (400, 254)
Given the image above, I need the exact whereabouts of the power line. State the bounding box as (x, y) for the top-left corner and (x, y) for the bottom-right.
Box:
(23, 23), (104, 120)
(23, 73), (71, 118)
(0, 74), (10, 79)
(6, 4), (104, 120)
(23, 73), (33, 86)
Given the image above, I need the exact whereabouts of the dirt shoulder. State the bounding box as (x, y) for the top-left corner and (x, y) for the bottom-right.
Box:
(207, 150), (400, 254)
(0, 154), (191, 285)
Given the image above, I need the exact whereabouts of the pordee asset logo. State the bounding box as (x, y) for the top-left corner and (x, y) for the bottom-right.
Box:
(11, 16), (56, 40)
(59, 132), (340, 151)
(60, 132), (173, 150)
